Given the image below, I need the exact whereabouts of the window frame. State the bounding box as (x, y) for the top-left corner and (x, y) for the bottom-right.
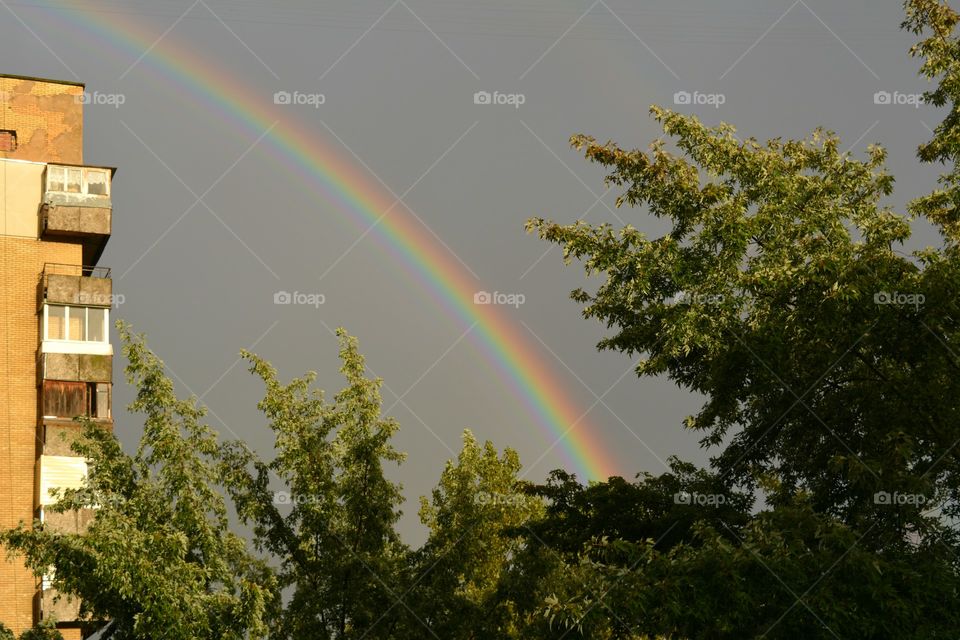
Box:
(41, 380), (111, 420)
(94, 382), (111, 419)
(45, 165), (111, 197)
(43, 304), (109, 343)
(83, 168), (109, 196)
(0, 129), (16, 152)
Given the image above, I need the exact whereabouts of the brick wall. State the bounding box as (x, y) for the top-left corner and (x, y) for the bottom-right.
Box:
(0, 236), (81, 634)
(0, 77), (83, 165)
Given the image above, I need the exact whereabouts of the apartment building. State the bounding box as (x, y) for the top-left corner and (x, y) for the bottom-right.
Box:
(0, 73), (114, 638)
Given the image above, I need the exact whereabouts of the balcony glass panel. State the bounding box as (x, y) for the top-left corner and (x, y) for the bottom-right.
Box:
(44, 305), (108, 343)
(87, 307), (105, 342)
(47, 305), (66, 340)
(47, 166), (64, 192)
(66, 168), (81, 193)
(86, 170), (107, 195)
(68, 307), (85, 341)
(45, 165), (111, 198)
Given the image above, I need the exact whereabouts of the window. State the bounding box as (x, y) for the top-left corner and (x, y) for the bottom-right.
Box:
(46, 305), (66, 340)
(66, 168), (82, 193)
(0, 129), (16, 152)
(85, 169), (107, 195)
(46, 165), (110, 196)
(47, 166), (65, 192)
(42, 381), (111, 419)
(44, 305), (108, 343)
(87, 307), (105, 342)
(95, 383), (111, 419)
(42, 381), (87, 418)
(47, 166), (64, 192)
(69, 305), (85, 341)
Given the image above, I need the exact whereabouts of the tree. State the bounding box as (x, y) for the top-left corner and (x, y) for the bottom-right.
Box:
(219, 329), (406, 639)
(502, 460), (752, 639)
(15, 621), (64, 640)
(410, 430), (544, 638)
(1, 323), (272, 639)
(525, 0), (960, 635)
(545, 497), (959, 639)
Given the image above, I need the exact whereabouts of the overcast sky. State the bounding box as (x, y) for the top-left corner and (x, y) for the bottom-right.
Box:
(1, 0), (944, 540)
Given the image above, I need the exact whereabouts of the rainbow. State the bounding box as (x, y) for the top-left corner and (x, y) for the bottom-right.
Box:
(47, 2), (619, 480)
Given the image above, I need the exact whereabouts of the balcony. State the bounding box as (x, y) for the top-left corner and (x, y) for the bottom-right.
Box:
(33, 459), (95, 624)
(35, 586), (82, 625)
(40, 164), (114, 264)
(41, 262), (112, 306)
(34, 505), (93, 625)
(41, 380), (112, 425)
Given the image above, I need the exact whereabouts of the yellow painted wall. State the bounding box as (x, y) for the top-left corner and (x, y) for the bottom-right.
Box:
(0, 159), (43, 238)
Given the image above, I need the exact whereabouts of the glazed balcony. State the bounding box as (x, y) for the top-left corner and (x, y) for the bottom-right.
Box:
(40, 163), (114, 264)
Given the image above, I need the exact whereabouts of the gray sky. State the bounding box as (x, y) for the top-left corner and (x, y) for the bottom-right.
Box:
(1, 0), (945, 540)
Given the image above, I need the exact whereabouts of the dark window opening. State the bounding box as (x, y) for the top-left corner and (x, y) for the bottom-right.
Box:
(42, 381), (111, 419)
(0, 130), (16, 152)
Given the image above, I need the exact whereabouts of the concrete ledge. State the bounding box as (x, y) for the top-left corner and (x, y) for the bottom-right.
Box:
(42, 203), (111, 235)
(44, 273), (112, 306)
(40, 353), (112, 382)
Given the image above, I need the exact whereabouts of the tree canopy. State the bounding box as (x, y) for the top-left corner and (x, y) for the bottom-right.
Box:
(5, 1), (960, 638)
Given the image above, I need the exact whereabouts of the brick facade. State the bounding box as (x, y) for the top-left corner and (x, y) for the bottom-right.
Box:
(1, 74), (109, 640)
(0, 237), (81, 633)
(0, 76), (83, 165)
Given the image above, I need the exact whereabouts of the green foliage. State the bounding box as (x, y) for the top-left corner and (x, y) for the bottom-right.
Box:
(0, 323), (272, 639)
(16, 620), (63, 640)
(525, 74), (959, 546)
(905, 0), (960, 241)
(521, 1), (960, 636)
(219, 328), (406, 639)
(502, 461), (752, 639)
(410, 430), (544, 638)
(7, 3), (960, 638)
(524, 458), (752, 555)
(546, 500), (960, 639)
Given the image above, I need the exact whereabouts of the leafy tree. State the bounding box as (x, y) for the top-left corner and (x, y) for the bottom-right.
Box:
(409, 430), (544, 638)
(523, 458), (751, 556)
(0, 623), (14, 640)
(16, 620), (64, 640)
(526, 0), (960, 635)
(0, 323), (272, 639)
(547, 498), (959, 639)
(219, 329), (406, 639)
(502, 461), (752, 639)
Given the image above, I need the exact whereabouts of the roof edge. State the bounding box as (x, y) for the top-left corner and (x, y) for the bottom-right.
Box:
(0, 73), (84, 88)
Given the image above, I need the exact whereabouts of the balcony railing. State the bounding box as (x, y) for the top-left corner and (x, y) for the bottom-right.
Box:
(40, 263), (113, 315)
(42, 262), (111, 279)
